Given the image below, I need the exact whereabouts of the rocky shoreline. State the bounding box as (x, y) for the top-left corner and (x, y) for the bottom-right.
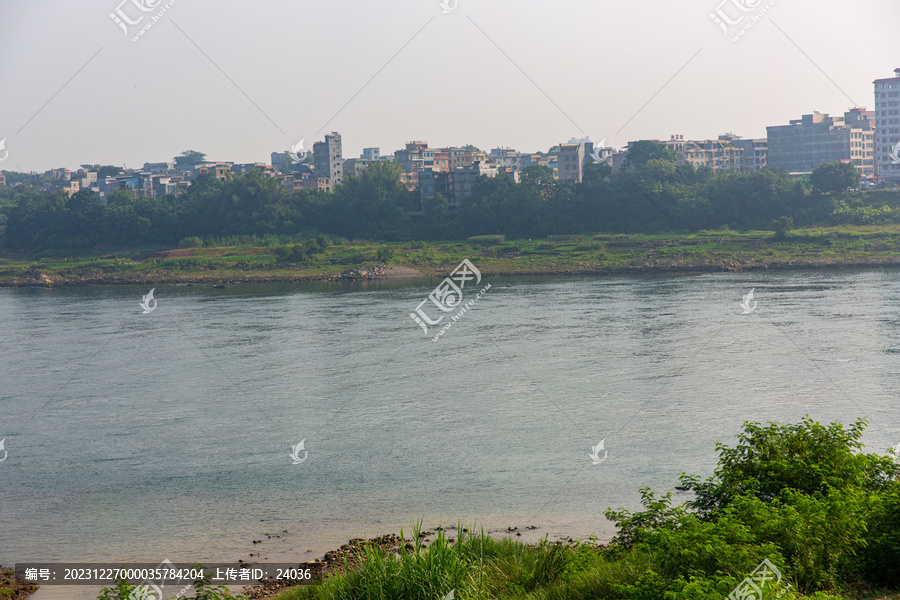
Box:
(242, 525), (544, 599)
(0, 566), (38, 599)
(3, 256), (900, 287)
(0, 263), (425, 287)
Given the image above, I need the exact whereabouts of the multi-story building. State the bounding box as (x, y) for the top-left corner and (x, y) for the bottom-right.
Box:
(767, 110), (875, 181)
(400, 171), (418, 192)
(198, 165), (232, 181)
(489, 147), (532, 173)
(313, 132), (343, 187)
(0, 172), (6, 187)
(419, 170), (453, 202)
(664, 135), (740, 172)
(142, 161), (173, 173)
(730, 137), (768, 172)
(557, 142), (588, 182)
(362, 147), (381, 162)
(231, 163), (272, 176)
(659, 134), (765, 173)
(450, 148), (488, 170)
(343, 157), (369, 179)
(396, 141), (435, 174)
(432, 149), (450, 172)
(874, 68), (900, 185)
(271, 151), (289, 174)
(845, 108), (876, 183)
(451, 161), (497, 208)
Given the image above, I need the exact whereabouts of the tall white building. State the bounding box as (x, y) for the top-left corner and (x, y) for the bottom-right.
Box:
(874, 68), (900, 185)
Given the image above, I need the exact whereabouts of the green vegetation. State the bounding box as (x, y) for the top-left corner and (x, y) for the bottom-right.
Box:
(468, 235), (506, 245)
(2, 152), (899, 282)
(4, 224), (900, 284)
(2, 156), (898, 254)
(267, 418), (899, 600)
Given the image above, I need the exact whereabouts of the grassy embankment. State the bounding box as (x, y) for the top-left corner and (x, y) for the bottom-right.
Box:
(262, 417), (900, 600)
(3, 225), (900, 285)
(266, 525), (896, 600)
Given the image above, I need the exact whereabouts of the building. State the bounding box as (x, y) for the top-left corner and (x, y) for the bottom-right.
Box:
(362, 147), (381, 161)
(557, 142), (589, 182)
(433, 149), (450, 172)
(844, 108), (876, 183)
(313, 132), (343, 187)
(450, 161), (497, 208)
(343, 157), (370, 179)
(396, 141), (434, 173)
(767, 110), (875, 181)
(489, 147), (533, 174)
(450, 148), (488, 170)
(419, 170), (452, 202)
(874, 68), (900, 185)
(271, 151), (289, 173)
(731, 137), (768, 172)
(142, 161), (173, 173)
(198, 164), (231, 181)
(400, 171), (418, 192)
(0, 172), (6, 187)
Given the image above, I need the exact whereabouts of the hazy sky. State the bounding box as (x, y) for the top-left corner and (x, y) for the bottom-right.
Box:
(1, 0), (899, 172)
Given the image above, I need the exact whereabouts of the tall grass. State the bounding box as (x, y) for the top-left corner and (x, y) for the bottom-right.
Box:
(270, 523), (616, 600)
(467, 235), (506, 245)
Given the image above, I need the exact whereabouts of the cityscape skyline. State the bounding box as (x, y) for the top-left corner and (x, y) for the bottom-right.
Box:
(1, 0), (899, 173)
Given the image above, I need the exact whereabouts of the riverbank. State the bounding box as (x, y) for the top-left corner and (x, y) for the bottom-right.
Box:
(1, 566), (38, 599)
(2, 225), (900, 287)
(242, 524), (546, 599)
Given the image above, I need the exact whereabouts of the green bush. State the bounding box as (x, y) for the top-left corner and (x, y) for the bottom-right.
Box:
(537, 242), (558, 250)
(178, 236), (203, 248)
(258, 419), (900, 600)
(547, 234), (577, 242)
(273, 236), (331, 265)
(575, 241), (605, 251)
(467, 234), (505, 245)
(376, 245), (394, 263)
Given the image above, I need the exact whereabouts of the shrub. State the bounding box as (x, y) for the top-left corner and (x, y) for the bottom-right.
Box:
(376, 245), (394, 263)
(537, 242), (558, 250)
(575, 241), (604, 251)
(178, 236), (203, 248)
(547, 234), (577, 242)
(467, 234), (505, 245)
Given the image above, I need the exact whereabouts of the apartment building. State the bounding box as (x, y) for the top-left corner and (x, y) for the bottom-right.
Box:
(874, 68), (900, 185)
(313, 132), (343, 187)
(767, 110), (874, 181)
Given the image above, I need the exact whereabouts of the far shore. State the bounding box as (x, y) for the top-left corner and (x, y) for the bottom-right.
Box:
(3, 255), (900, 288)
(3, 227), (900, 287)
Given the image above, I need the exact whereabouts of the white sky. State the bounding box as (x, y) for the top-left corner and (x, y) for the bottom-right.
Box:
(1, 0), (899, 172)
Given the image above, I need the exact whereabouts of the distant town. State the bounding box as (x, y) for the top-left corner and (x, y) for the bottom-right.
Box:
(2, 68), (898, 212)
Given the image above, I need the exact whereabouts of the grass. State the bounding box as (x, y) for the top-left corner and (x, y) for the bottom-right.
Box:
(266, 523), (898, 600)
(4, 224), (900, 284)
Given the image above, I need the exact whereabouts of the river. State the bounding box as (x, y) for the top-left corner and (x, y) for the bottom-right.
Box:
(2, 269), (898, 599)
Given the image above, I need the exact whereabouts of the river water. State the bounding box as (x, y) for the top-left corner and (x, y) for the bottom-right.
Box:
(2, 269), (898, 598)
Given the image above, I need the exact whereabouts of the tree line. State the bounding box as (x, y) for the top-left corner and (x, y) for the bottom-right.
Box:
(1, 141), (890, 250)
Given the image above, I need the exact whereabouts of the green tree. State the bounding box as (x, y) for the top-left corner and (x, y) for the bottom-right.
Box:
(81, 164), (123, 178)
(680, 416), (900, 517)
(174, 150), (207, 169)
(810, 161), (860, 195)
(623, 140), (677, 170)
(331, 161), (412, 240)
